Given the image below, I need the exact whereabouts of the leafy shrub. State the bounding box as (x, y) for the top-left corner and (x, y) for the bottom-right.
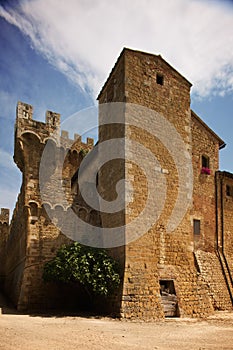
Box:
(43, 242), (120, 297)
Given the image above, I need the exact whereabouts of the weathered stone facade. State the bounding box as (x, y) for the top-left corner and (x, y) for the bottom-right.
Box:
(0, 48), (232, 318)
(1, 102), (94, 310)
(0, 209), (9, 286)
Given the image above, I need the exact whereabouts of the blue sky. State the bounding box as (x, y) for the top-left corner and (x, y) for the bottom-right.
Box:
(0, 0), (233, 215)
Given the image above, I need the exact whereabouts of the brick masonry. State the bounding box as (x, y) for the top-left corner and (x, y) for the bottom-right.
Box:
(1, 102), (94, 310)
(0, 48), (232, 318)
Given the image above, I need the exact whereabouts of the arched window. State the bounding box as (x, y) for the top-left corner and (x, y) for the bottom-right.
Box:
(29, 202), (38, 224)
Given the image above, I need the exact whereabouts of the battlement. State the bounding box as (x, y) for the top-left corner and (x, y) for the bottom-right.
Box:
(0, 208), (9, 225)
(16, 101), (60, 133)
(15, 101), (94, 147)
(45, 110), (61, 128)
(17, 101), (33, 120)
(60, 130), (94, 147)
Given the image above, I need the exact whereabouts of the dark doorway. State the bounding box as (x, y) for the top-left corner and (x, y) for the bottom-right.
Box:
(160, 280), (179, 317)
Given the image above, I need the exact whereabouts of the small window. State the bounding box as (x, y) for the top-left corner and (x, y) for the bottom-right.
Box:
(156, 73), (164, 85)
(193, 219), (201, 235)
(202, 155), (209, 168)
(201, 155), (211, 174)
(23, 110), (29, 119)
(226, 185), (233, 197)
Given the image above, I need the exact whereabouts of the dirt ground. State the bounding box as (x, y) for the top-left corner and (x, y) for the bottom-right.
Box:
(0, 291), (232, 350)
(0, 306), (233, 350)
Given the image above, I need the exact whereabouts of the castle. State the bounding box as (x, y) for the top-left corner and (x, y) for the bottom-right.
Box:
(0, 48), (233, 319)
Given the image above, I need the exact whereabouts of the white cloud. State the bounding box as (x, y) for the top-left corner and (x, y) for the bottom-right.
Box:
(0, 0), (233, 98)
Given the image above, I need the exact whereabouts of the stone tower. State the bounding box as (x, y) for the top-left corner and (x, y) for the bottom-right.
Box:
(1, 48), (232, 317)
(5, 101), (93, 310)
(97, 48), (231, 318)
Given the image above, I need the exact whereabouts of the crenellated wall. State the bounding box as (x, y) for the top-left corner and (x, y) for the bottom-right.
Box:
(4, 101), (94, 310)
(1, 49), (233, 317)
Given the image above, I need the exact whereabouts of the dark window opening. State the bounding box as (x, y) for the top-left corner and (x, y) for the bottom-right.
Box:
(156, 73), (164, 85)
(202, 155), (209, 168)
(193, 219), (201, 235)
(201, 155), (211, 174)
(23, 110), (29, 118)
(29, 202), (38, 224)
(52, 117), (56, 126)
(226, 184), (233, 197)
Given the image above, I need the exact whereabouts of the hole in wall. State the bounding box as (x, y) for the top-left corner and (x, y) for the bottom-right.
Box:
(160, 280), (179, 317)
(156, 73), (164, 85)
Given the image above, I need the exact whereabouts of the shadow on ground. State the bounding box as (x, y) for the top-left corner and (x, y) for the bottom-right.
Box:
(0, 290), (116, 319)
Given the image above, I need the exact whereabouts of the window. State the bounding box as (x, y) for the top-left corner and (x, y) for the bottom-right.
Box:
(202, 155), (209, 168)
(23, 110), (29, 119)
(156, 73), (164, 85)
(193, 219), (201, 235)
(226, 185), (233, 197)
(29, 202), (38, 224)
(201, 155), (210, 175)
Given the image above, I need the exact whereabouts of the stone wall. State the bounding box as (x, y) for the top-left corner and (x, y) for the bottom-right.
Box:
(5, 102), (94, 310)
(191, 112), (224, 252)
(218, 172), (233, 269)
(123, 49), (213, 319)
(215, 171), (233, 304)
(97, 48), (216, 319)
(2, 48), (233, 317)
(195, 250), (232, 310)
(0, 208), (9, 287)
(4, 191), (27, 306)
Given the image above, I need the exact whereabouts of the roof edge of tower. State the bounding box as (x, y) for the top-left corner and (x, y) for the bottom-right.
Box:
(97, 47), (192, 100)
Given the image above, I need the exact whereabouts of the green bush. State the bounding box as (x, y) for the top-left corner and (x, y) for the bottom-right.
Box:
(43, 242), (120, 297)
